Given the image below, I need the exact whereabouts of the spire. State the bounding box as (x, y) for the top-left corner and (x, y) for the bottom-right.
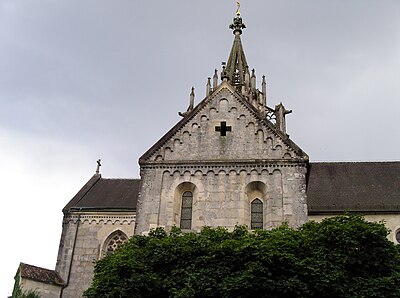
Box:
(251, 68), (256, 90)
(213, 69), (218, 90)
(206, 77), (211, 96)
(262, 75), (267, 106)
(189, 86), (195, 109)
(223, 13), (248, 87)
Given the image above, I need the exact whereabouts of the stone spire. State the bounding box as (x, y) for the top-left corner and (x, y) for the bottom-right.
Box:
(222, 14), (249, 87)
(262, 75), (267, 106)
(206, 77), (211, 96)
(213, 69), (218, 90)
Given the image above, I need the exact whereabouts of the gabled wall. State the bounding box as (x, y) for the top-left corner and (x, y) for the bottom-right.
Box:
(19, 278), (62, 298)
(55, 211), (135, 298)
(136, 85), (308, 235)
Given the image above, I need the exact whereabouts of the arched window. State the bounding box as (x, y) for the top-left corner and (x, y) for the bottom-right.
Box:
(180, 191), (193, 229)
(103, 231), (128, 257)
(396, 229), (400, 244)
(251, 198), (263, 229)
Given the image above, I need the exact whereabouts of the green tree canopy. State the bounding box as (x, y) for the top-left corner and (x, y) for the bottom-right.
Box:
(84, 215), (400, 298)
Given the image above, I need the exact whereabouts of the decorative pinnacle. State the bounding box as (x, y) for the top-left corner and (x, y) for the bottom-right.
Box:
(230, 1), (245, 35)
(229, 15), (246, 35)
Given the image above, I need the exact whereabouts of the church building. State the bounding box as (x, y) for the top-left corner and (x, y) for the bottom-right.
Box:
(13, 12), (400, 298)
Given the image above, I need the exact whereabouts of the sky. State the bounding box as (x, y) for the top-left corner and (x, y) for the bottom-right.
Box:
(1, 0), (399, 296)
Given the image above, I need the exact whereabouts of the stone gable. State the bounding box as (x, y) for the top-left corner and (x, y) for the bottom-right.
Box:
(135, 80), (309, 235)
(141, 83), (307, 165)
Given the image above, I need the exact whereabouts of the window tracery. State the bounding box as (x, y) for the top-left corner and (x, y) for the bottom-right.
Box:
(104, 231), (128, 256)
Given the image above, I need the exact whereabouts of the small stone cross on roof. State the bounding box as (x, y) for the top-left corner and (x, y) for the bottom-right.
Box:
(96, 159), (101, 174)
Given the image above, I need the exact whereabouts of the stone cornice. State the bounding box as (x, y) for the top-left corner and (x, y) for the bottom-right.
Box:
(63, 213), (136, 225)
(141, 159), (307, 168)
(140, 160), (308, 177)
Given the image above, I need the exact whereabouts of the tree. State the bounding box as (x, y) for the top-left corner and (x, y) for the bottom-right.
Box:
(12, 286), (41, 298)
(12, 271), (41, 298)
(84, 215), (400, 298)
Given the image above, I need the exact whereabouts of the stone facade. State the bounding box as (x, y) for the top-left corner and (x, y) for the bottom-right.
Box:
(137, 164), (307, 233)
(136, 83), (308, 235)
(55, 212), (135, 298)
(19, 279), (62, 298)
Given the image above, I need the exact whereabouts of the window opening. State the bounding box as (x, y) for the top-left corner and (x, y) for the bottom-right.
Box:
(105, 231), (128, 256)
(180, 191), (193, 229)
(251, 198), (263, 229)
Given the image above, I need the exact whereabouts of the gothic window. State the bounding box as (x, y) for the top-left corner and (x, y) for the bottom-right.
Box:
(180, 191), (193, 230)
(104, 231), (128, 256)
(251, 198), (263, 229)
(396, 230), (400, 244)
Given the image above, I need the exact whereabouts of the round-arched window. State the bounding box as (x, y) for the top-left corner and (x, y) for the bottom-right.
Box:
(180, 191), (193, 230)
(251, 198), (263, 230)
(396, 230), (400, 244)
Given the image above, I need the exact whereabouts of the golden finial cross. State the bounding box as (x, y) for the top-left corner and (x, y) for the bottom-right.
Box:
(236, 0), (241, 16)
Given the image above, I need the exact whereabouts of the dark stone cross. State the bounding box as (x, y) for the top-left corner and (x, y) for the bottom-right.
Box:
(96, 159), (101, 174)
(215, 121), (232, 136)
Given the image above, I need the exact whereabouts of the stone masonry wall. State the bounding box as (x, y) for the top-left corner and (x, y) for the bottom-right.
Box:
(20, 278), (62, 298)
(145, 86), (302, 164)
(135, 163), (307, 234)
(55, 212), (135, 298)
(136, 85), (308, 235)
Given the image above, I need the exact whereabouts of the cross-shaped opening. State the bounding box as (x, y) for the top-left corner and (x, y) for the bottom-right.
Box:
(215, 121), (232, 136)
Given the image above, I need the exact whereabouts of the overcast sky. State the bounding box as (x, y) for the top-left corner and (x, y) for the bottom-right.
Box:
(1, 0), (399, 295)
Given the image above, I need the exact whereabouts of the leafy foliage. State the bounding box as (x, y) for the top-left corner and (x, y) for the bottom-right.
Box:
(12, 286), (41, 298)
(84, 215), (400, 298)
(12, 271), (41, 298)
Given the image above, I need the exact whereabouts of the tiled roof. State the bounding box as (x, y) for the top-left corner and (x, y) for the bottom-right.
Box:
(307, 162), (400, 214)
(63, 175), (140, 213)
(19, 263), (64, 286)
(62, 162), (400, 215)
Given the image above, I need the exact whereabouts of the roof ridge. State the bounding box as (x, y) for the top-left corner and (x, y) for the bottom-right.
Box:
(62, 174), (101, 213)
(20, 262), (64, 286)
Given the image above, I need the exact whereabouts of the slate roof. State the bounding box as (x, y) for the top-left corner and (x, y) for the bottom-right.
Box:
(19, 263), (64, 286)
(62, 162), (400, 214)
(63, 174), (140, 213)
(307, 162), (400, 214)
